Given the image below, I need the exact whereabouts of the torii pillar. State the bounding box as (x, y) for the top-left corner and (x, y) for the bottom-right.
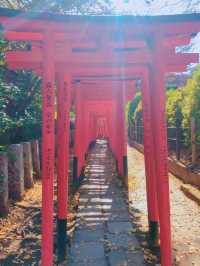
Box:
(116, 86), (125, 177)
(56, 72), (71, 261)
(122, 85), (128, 184)
(142, 70), (159, 246)
(150, 36), (172, 266)
(73, 81), (85, 188)
(41, 31), (55, 266)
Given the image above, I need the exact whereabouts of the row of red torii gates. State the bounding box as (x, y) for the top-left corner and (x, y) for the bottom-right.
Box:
(1, 7), (200, 266)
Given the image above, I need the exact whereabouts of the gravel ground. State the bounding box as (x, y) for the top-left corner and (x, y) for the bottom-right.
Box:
(128, 146), (200, 266)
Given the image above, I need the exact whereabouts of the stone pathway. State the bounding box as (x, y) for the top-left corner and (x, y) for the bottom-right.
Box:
(68, 140), (145, 266)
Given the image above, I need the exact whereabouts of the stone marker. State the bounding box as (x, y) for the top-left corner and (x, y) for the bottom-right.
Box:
(8, 144), (24, 200)
(0, 152), (9, 216)
(23, 142), (34, 189)
(31, 140), (41, 179)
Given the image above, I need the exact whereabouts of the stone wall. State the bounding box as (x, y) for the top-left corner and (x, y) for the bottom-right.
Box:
(8, 144), (24, 200)
(23, 142), (34, 189)
(0, 152), (9, 216)
(0, 140), (41, 216)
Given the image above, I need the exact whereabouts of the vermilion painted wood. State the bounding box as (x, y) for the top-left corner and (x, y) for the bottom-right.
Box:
(2, 30), (189, 47)
(74, 82), (84, 177)
(4, 31), (148, 48)
(57, 74), (65, 218)
(81, 82), (134, 100)
(83, 102), (111, 146)
(5, 47), (199, 70)
(80, 83), (133, 171)
(41, 31), (55, 266)
(82, 101), (116, 157)
(5, 47), (192, 75)
(78, 109), (86, 177)
(121, 85), (128, 182)
(73, 84), (126, 177)
(74, 82), (80, 159)
(151, 36), (172, 266)
(4, 30), (191, 48)
(78, 83), (133, 172)
(122, 86), (127, 157)
(78, 83), (134, 164)
(57, 73), (71, 219)
(5, 50), (153, 64)
(116, 86), (125, 177)
(141, 70), (159, 223)
(2, 14), (200, 38)
(6, 60), (192, 74)
(63, 76), (71, 215)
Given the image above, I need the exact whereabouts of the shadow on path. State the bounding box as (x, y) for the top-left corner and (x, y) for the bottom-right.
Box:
(68, 139), (148, 266)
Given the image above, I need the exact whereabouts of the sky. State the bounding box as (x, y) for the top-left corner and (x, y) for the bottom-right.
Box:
(110, 0), (200, 15)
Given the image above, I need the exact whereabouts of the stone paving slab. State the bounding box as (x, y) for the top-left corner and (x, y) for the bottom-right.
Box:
(107, 221), (133, 234)
(68, 259), (108, 266)
(67, 140), (146, 266)
(106, 233), (141, 249)
(105, 211), (131, 222)
(70, 242), (105, 261)
(108, 250), (145, 266)
(73, 228), (104, 242)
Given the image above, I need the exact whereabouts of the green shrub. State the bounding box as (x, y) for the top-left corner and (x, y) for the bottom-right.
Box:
(127, 66), (200, 149)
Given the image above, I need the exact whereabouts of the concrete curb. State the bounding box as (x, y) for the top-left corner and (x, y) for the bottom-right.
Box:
(180, 184), (200, 205)
(129, 141), (200, 205)
(130, 141), (200, 187)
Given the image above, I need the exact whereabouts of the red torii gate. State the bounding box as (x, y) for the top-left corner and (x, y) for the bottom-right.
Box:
(73, 80), (135, 182)
(0, 7), (200, 266)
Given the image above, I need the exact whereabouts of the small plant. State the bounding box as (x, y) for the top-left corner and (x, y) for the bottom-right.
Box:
(0, 174), (5, 181)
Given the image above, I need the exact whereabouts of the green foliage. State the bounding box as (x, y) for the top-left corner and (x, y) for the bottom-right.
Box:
(0, 39), (42, 144)
(0, 68), (42, 144)
(128, 92), (142, 126)
(166, 87), (183, 127)
(0, 23), (42, 145)
(0, 0), (114, 14)
(181, 67), (200, 144)
(0, 174), (5, 181)
(127, 66), (200, 148)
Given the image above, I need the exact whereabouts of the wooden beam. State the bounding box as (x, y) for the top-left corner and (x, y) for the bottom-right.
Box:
(166, 52), (199, 65)
(164, 35), (191, 47)
(7, 59), (193, 77)
(4, 31), (147, 49)
(1, 15), (200, 36)
(5, 49), (152, 64)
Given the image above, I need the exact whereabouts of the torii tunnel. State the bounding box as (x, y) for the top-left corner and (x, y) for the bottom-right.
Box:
(72, 80), (135, 182)
(0, 7), (200, 266)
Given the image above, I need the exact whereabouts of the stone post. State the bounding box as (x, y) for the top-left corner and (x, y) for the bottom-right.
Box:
(23, 142), (34, 189)
(8, 144), (24, 200)
(0, 152), (9, 216)
(32, 140), (41, 179)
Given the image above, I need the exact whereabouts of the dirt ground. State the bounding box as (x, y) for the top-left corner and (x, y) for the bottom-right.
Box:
(128, 146), (200, 266)
(0, 181), (42, 265)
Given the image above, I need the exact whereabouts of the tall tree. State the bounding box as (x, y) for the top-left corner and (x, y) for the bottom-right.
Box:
(0, 0), (114, 14)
